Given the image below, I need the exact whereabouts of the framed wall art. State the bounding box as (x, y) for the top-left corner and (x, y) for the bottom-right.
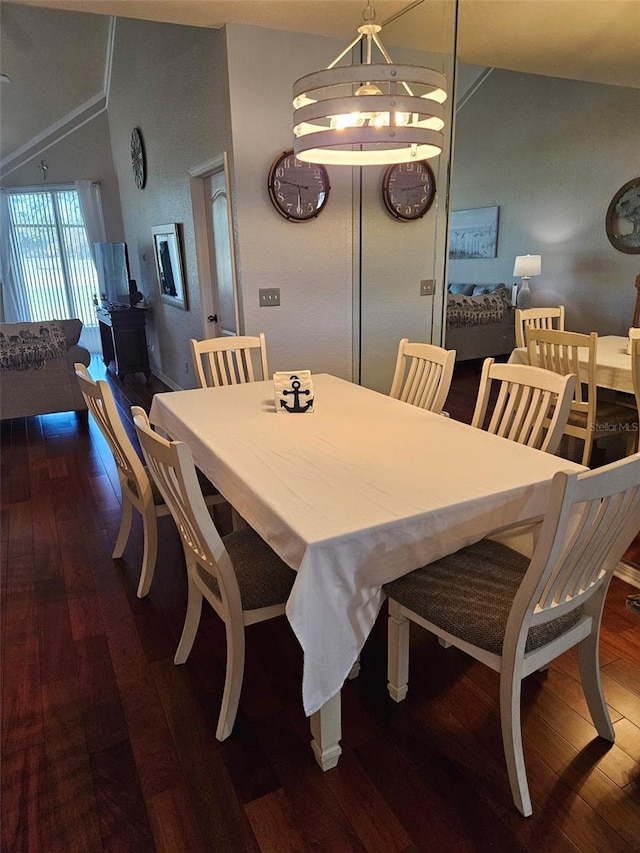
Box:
(151, 223), (187, 309)
(606, 177), (640, 254)
(449, 205), (500, 259)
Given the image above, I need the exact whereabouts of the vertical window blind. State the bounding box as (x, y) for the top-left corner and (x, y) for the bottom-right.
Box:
(5, 188), (99, 343)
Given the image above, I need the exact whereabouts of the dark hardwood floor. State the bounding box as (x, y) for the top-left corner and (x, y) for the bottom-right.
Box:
(2, 357), (639, 852)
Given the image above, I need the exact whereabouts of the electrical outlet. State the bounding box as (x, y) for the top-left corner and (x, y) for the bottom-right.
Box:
(420, 279), (435, 296)
(259, 288), (280, 307)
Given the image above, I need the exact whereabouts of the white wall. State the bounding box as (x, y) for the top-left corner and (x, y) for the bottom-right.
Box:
(106, 17), (231, 387)
(450, 69), (640, 335)
(225, 24), (354, 380)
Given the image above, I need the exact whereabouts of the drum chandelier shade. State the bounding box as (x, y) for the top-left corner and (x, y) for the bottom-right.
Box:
(292, 3), (447, 166)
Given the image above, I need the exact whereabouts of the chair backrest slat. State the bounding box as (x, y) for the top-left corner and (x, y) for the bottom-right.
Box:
(389, 339), (456, 415)
(132, 407), (243, 616)
(516, 306), (565, 348)
(632, 337), (640, 423)
(524, 457), (640, 622)
(190, 334), (269, 388)
(471, 358), (576, 454)
(75, 363), (148, 495)
(527, 329), (597, 414)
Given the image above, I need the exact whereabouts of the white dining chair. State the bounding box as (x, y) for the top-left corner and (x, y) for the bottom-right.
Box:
(632, 336), (640, 453)
(515, 306), (565, 349)
(384, 452), (640, 817)
(471, 358), (576, 454)
(527, 329), (638, 466)
(75, 364), (223, 597)
(190, 334), (269, 388)
(131, 407), (295, 741)
(389, 338), (456, 415)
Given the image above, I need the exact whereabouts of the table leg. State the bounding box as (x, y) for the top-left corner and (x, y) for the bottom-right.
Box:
(310, 691), (342, 771)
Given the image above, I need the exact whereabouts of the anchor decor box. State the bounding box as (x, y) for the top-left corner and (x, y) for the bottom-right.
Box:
(274, 371), (314, 413)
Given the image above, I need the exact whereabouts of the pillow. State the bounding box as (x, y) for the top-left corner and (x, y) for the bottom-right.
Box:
(472, 285), (489, 296)
(485, 282), (507, 293)
(448, 282), (475, 296)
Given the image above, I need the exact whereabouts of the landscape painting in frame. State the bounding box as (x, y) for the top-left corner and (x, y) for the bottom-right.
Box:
(449, 206), (500, 259)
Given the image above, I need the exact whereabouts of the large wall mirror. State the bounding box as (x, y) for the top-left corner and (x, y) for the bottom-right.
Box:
(356, 0), (457, 394)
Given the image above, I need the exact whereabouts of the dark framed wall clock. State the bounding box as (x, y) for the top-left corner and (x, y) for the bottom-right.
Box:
(267, 150), (330, 222)
(382, 160), (436, 221)
(605, 177), (640, 254)
(130, 127), (146, 190)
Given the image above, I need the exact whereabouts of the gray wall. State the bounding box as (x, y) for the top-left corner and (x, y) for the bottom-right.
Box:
(106, 16), (231, 386)
(449, 69), (640, 335)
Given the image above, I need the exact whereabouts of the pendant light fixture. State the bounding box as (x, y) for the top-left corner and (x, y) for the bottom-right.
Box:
(292, 1), (447, 166)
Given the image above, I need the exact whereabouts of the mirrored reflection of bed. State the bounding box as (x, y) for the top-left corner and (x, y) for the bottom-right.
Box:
(445, 282), (515, 361)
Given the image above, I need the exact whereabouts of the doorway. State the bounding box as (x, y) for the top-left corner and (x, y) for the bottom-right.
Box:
(190, 153), (240, 340)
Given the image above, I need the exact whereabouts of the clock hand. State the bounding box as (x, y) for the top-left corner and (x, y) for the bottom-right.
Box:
(280, 180), (310, 190)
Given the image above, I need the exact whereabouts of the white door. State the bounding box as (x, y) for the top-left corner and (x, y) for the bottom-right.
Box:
(191, 154), (240, 340)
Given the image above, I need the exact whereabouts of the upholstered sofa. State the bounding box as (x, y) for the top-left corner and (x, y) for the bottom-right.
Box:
(0, 319), (91, 419)
(445, 282), (515, 361)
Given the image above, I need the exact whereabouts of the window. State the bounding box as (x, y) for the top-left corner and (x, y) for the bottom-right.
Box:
(5, 187), (100, 349)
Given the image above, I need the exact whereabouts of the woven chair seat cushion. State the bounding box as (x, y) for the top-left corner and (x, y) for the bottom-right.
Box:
(383, 539), (582, 655)
(568, 400), (639, 430)
(197, 528), (295, 611)
(128, 466), (220, 506)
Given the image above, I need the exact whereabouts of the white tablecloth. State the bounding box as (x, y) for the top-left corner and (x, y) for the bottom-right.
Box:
(509, 335), (633, 394)
(149, 374), (584, 716)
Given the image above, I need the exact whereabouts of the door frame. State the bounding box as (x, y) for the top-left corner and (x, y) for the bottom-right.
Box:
(189, 152), (241, 339)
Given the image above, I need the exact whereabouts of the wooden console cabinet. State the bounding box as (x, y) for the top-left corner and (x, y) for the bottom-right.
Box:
(97, 306), (150, 381)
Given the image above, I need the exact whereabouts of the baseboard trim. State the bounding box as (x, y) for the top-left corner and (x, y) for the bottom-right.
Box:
(615, 561), (640, 589)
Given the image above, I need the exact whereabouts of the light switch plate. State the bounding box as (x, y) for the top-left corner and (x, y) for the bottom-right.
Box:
(420, 279), (435, 296)
(259, 288), (280, 307)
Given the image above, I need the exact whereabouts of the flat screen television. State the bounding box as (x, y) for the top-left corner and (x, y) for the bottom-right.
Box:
(93, 242), (134, 307)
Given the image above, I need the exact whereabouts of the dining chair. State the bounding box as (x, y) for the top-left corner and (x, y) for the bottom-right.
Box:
(632, 336), (640, 453)
(471, 358), (576, 454)
(131, 407), (295, 741)
(384, 452), (640, 817)
(74, 364), (223, 597)
(515, 306), (565, 348)
(526, 329), (638, 466)
(389, 338), (456, 415)
(190, 333), (269, 388)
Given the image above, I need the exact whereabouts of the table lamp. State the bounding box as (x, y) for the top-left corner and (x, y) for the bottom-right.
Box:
(513, 254), (541, 308)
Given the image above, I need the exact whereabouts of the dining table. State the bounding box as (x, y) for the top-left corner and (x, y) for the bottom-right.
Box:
(508, 334), (633, 394)
(148, 373), (585, 771)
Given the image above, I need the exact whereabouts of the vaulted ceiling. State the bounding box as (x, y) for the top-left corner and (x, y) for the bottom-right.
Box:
(2, 0), (639, 162)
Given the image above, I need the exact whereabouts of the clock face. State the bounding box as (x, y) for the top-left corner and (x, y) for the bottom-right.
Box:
(382, 161), (436, 222)
(268, 150), (330, 222)
(131, 127), (146, 190)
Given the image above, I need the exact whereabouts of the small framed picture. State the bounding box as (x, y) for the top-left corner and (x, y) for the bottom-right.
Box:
(151, 223), (187, 310)
(449, 205), (500, 259)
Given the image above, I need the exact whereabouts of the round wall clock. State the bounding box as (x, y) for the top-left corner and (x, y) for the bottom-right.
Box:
(130, 127), (146, 190)
(605, 177), (640, 254)
(382, 160), (436, 222)
(267, 150), (330, 222)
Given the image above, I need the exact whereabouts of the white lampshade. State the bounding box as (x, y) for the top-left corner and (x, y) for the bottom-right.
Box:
(513, 254), (541, 278)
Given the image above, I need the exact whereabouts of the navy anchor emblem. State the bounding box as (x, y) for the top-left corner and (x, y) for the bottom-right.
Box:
(280, 375), (314, 413)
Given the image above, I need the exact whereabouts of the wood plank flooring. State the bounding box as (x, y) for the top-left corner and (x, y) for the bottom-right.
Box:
(1, 357), (639, 852)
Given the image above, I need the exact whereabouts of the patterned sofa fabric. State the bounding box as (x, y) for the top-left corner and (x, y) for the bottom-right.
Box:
(445, 284), (515, 361)
(447, 285), (512, 329)
(0, 318), (91, 419)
